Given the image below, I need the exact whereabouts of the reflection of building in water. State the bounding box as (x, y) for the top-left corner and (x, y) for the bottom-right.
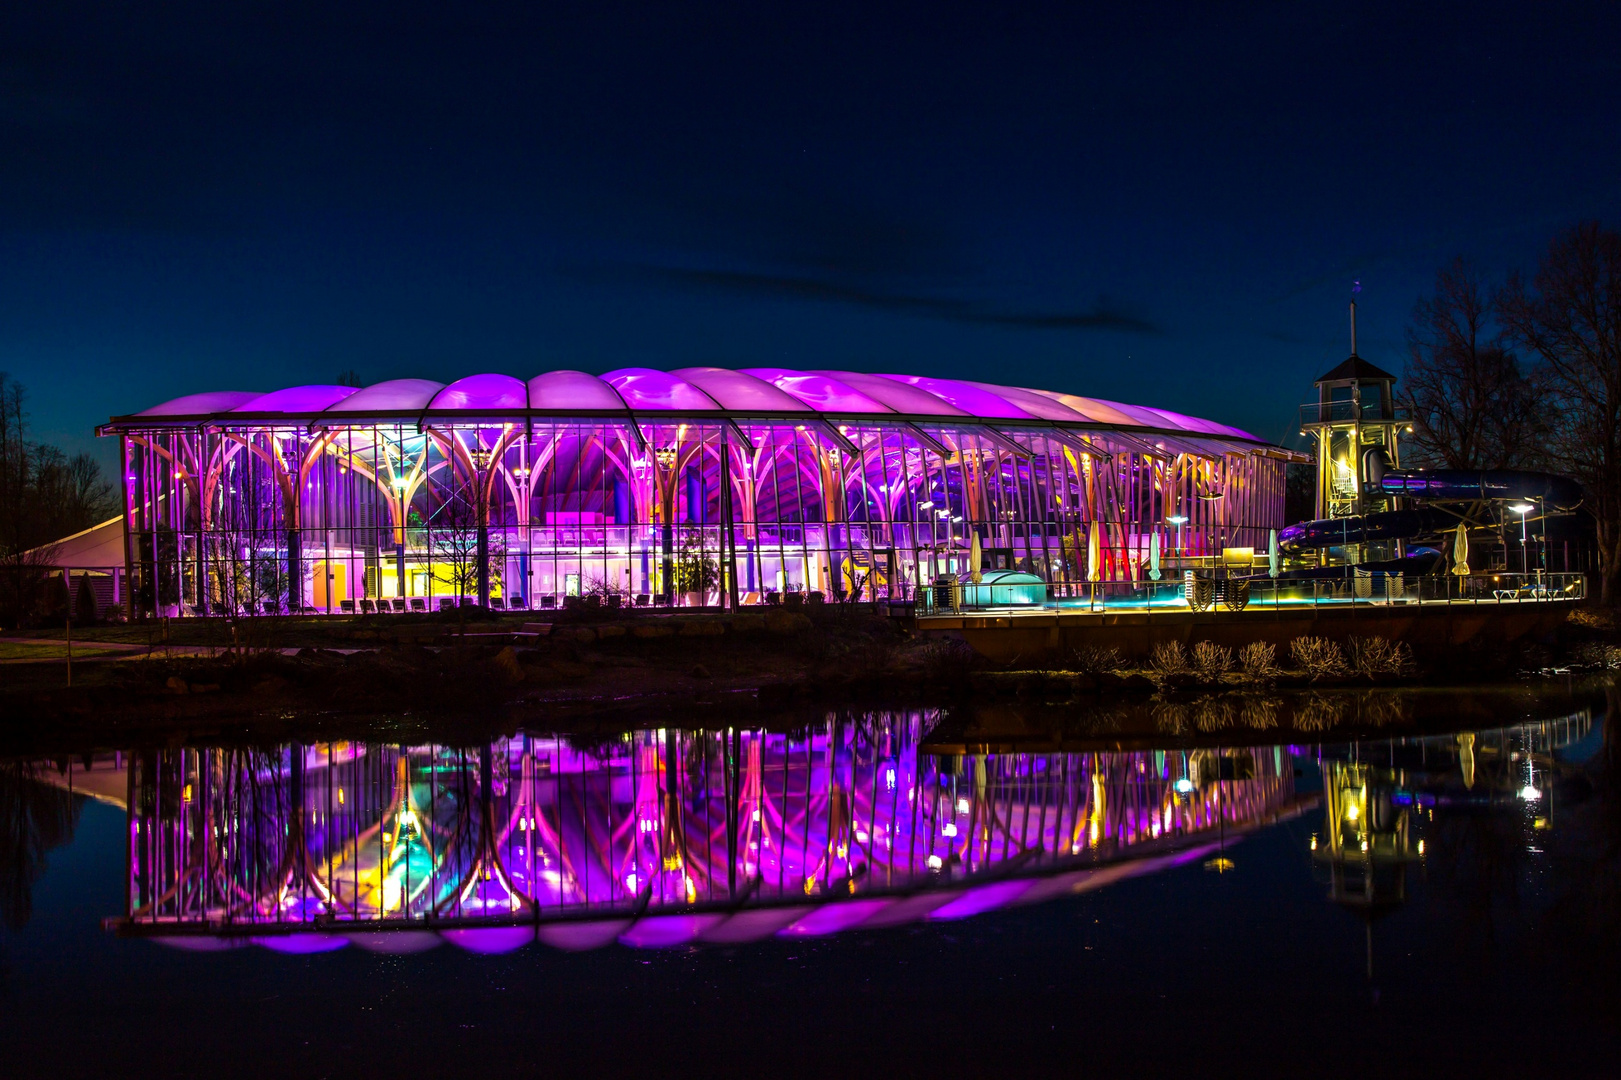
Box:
(1311, 708), (1595, 976)
(115, 713), (1303, 952)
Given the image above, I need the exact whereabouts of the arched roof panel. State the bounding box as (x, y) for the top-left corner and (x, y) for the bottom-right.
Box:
(874, 374), (1033, 419)
(528, 370), (626, 411)
(741, 368), (894, 414)
(1022, 389), (1144, 428)
(811, 371), (967, 416)
(430, 373), (527, 411)
(602, 368), (721, 411)
(231, 385), (361, 414)
(137, 391), (263, 417)
(671, 367), (812, 412)
(325, 378), (445, 413)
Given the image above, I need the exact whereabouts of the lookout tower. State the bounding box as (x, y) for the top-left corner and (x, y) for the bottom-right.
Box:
(1299, 294), (1406, 522)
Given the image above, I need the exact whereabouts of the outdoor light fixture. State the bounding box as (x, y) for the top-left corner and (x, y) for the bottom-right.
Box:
(1510, 503), (1534, 515)
(1174, 777), (1195, 795)
(1519, 784), (1542, 801)
(654, 446), (676, 469)
(391, 475), (408, 490)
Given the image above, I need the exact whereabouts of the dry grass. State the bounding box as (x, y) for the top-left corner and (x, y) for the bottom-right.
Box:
(1191, 641), (1233, 679)
(1346, 636), (1414, 677)
(1239, 641), (1280, 681)
(1290, 636), (1347, 680)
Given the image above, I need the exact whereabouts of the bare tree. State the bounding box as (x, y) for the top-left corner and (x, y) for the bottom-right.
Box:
(1498, 223), (1621, 604)
(1399, 259), (1544, 469)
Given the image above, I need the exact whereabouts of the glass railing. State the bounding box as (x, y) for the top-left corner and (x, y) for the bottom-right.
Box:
(916, 571), (1586, 615)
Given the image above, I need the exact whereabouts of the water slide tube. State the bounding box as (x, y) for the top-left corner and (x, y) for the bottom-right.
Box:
(1277, 452), (1582, 558)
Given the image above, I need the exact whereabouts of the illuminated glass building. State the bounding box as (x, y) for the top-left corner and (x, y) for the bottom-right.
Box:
(100, 368), (1288, 615)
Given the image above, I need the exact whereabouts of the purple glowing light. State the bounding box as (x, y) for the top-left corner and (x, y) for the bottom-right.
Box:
(672, 367), (813, 412)
(926, 879), (1037, 920)
(810, 371), (967, 416)
(252, 934), (350, 954)
(440, 927), (534, 954)
(741, 369), (893, 414)
(618, 913), (725, 949)
(876, 375), (1033, 419)
(778, 898), (894, 936)
(601, 368), (722, 411)
(231, 385), (361, 414)
(430, 373), (528, 411)
(527, 370), (628, 411)
(137, 391), (263, 417)
(326, 378), (445, 413)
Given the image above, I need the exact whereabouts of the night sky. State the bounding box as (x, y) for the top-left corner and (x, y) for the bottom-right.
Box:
(4, 2), (1619, 467)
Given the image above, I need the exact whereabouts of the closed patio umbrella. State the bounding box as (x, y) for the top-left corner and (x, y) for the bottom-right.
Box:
(1451, 523), (1470, 576)
(969, 530), (983, 584)
(1149, 530), (1161, 581)
(1268, 528), (1280, 579)
(1087, 521), (1101, 582)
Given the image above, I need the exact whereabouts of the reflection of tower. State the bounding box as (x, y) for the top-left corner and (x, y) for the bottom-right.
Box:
(1298, 291), (1407, 563)
(1313, 760), (1423, 978)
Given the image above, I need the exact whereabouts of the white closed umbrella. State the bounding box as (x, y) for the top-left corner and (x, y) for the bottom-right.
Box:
(1268, 528), (1280, 579)
(1149, 530), (1162, 581)
(1451, 523), (1470, 576)
(969, 530), (983, 584)
(1087, 521), (1101, 582)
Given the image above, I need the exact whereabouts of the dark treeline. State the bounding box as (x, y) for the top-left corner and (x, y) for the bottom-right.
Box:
(1399, 222), (1621, 605)
(0, 372), (116, 625)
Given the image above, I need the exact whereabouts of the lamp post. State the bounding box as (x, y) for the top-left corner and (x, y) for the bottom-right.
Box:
(1167, 515), (1188, 557)
(1511, 503), (1533, 579)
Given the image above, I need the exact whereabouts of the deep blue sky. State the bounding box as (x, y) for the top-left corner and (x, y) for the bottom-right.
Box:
(4, 1), (1619, 465)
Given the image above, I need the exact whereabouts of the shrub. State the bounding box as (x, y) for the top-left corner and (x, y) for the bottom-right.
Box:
(1191, 641), (1233, 679)
(1070, 644), (1122, 675)
(1149, 640), (1190, 677)
(1290, 636), (1347, 680)
(1239, 641), (1280, 681)
(1347, 636), (1413, 678)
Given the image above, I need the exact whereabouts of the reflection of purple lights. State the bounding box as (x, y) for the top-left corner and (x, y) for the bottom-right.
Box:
(121, 721), (1302, 954)
(253, 935), (350, 954)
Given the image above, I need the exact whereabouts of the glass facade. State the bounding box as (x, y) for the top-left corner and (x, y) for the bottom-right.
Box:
(101, 369), (1286, 615)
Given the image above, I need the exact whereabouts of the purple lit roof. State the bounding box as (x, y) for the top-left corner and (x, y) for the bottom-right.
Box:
(327, 379), (445, 413)
(672, 367), (812, 412)
(877, 374), (1034, 419)
(602, 368), (721, 411)
(741, 369), (894, 414)
(528, 370), (628, 411)
(138, 391), (263, 417)
(812, 371), (968, 416)
(112, 366), (1264, 443)
(232, 385), (361, 413)
(430, 373), (528, 411)
(440, 926), (534, 954)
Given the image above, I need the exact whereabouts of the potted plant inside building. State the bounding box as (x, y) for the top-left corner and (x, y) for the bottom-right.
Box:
(673, 533), (720, 607)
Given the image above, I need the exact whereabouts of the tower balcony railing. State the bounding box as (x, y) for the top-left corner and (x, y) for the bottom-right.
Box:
(1298, 401), (1410, 425)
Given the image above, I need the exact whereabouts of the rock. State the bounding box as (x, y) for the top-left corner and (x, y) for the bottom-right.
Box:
(729, 614), (767, 633)
(492, 646), (525, 683)
(764, 610), (812, 635)
(679, 620), (725, 637)
(164, 676), (189, 695)
(690, 663), (712, 679)
(632, 624), (675, 638)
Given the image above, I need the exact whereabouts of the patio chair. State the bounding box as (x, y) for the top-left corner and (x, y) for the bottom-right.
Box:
(607, 594), (622, 610)
(438, 597), (455, 611)
(488, 596), (505, 610)
(634, 594), (650, 607)
(261, 600), (280, 615)
(359, 599), (378, 614)
(339, 599), (356, 614)
(507, 595), (529, 611)
(409, 597), (428, 613)
(390, 598), (408, 612)
(540, 595), (557, 609)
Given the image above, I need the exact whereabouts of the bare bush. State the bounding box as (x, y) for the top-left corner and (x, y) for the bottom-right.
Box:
(1574, 641), (1621, 669)
(1239, 641), (1280, 681)
(1347, 636), (1414, 677)
(1191, 640), (1233, 679)
(1149, 640), (1190, 678)
(1070, 644), (1122, 675)
(1292, 693), (1348, 731)
(1290, 636), (1347, 680)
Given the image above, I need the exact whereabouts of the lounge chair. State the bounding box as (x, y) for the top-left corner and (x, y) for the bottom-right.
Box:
(339, 599), (356, 614)
(507, 595), (529, 610)
(409, 597), (428, 612)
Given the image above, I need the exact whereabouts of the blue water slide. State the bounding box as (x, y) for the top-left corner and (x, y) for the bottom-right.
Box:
(1377, 468), (1583, 509)
(1278, 507), (1460, 553)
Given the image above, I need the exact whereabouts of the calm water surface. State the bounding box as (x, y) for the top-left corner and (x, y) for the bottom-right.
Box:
(2, 687), (1618, 1078)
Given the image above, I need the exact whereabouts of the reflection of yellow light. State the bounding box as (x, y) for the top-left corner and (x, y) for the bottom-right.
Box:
(1417, 839), (1425, 855)
(1532, 818), (1548, 830)
(926, 855), (943, 870)
(1203, 857), (1235, 873)
(685, 878), (697, 903)
(835, 844), (848, 859)
(1359, 840), (1369, 851)
(803, 876), (817, 894)
(1309, 835), (1318, 850)
(338, 787), (344, 805)
(182, 783), (193, 802)
(1344, 802), (1359, 821)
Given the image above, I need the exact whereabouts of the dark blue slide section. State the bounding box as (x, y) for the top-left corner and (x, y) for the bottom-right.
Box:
(1377, 469), (1582, 509)
(1278, 507), (1459, 552)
